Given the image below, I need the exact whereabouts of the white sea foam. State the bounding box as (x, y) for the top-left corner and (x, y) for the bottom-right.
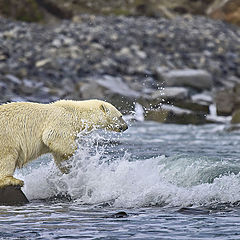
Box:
(15, 132), (240, 208)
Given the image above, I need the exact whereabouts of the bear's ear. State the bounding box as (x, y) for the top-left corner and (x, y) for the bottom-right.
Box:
(100, 104), (109, 114)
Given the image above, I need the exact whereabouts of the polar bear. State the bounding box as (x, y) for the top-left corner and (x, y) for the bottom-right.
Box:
(0, 99), (128, 188)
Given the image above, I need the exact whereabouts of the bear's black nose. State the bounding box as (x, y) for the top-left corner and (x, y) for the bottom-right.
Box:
(120, 124), (128, 132)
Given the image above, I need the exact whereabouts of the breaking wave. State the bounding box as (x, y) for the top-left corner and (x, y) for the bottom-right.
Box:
(15, 131), (240, 208)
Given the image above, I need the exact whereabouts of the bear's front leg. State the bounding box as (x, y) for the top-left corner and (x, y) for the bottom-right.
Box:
(42, 127), (77, 174)
(0, 150), (24, 188)
(53, 153), (72, 174)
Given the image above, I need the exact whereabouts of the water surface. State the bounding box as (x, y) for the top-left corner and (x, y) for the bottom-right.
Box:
(2, 122), (240, 239)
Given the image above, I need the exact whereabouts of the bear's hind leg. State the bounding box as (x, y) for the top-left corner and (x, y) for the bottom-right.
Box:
(0, 150), (24, 188)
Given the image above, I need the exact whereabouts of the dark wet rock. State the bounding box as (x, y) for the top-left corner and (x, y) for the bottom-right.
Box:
(177, 207), (210, 215)
(46, 193), (72, 203)
(233, 83), (240, 111)
(215, 80), (240, 116)
(110, 211), (129, 218)
(0, 186), (29, 206)
(144, 88), (210, 115)
(215, 87), (234, 116)
(144, 104), (207, 124)
(231, 109), (240, 124)
(172, 100), (210, 114)
(155, 66), (169, 82)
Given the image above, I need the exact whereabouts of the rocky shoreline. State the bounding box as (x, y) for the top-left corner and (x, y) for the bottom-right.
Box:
(0, 15), (239, 124)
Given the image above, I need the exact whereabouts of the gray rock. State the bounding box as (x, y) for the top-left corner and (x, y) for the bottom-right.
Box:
(80, 81), (105, 100)
(97, 75), (140, 99)
(173, 100), (210, 114)
(232, 109), (240, 124)
(0, 15), (239, 120)
(80, 75), (140, 113)
(191, 92), (213, 104)
(5, 74), (21, 84)
(233, 83), (240, 111)
(215, 88), (234, 116)
(151, 87), (189, 100)
(35, 58), (51, 68)
(163, 69), (213, 90)
(155, 66), (169, 82)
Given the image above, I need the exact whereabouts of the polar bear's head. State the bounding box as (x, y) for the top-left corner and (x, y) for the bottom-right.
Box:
(53, 100), (128, 133)
(98, 101), (128, 132)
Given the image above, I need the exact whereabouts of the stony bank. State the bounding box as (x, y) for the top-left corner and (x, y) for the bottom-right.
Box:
(0, 14), (239, 124)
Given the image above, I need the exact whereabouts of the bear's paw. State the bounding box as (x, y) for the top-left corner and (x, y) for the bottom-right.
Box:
(0, 176), (24, 188)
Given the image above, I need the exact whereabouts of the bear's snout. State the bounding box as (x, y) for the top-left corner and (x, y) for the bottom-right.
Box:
(118, 118), (128, 132)
(119, 124), (128, 132)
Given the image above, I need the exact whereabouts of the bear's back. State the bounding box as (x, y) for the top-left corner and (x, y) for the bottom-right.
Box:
(0, 102), (56, 134)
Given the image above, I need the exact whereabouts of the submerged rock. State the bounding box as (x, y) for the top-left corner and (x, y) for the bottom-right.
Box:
(177, 207), (210, 215)
(110, 211), (129, 218)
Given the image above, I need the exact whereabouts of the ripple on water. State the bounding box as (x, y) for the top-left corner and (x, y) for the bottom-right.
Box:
(3, 122), (240, 239)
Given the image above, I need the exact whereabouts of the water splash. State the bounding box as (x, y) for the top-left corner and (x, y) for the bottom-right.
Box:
(16, 131), (240, 208)
(124, 102), (144, 122)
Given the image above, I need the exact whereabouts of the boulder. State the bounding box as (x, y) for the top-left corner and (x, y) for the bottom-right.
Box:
(232, 109), (240, 123)
(172, 100), (210, 114)
(163, 69), (213, 91)
(0, 185), (29, 206)
(215, 87), (234, 116)
(151, 87), (189, 101)
(80, 75), (140, 113)
(149, 88), (210, 114)
(233, 83), (240, 111)
(215, 79), (240, 116)
(97, 75), (140, 99)
(144, 104), (207, 124)
(191, 92), (213, 104)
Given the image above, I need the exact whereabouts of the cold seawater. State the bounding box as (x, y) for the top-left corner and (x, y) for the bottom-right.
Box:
(2, 122), (240, 239)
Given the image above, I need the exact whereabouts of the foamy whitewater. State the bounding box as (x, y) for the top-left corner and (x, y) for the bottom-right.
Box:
(4, 121), (240, 239)
(16, 123), (240, 208)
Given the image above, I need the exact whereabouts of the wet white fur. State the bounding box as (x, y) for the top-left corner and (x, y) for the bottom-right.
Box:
(0, 100), (127, 187)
